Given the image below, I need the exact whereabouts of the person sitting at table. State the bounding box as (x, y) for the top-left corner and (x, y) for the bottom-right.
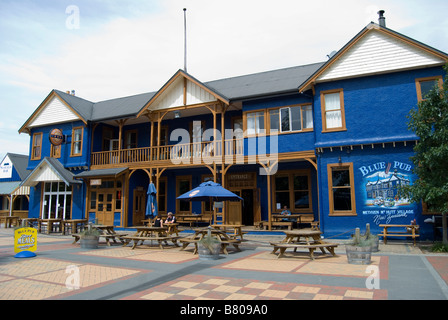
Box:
(153, 215), (163, 227)
(165, 212), (176, 224)
(280, 206), (293, 222)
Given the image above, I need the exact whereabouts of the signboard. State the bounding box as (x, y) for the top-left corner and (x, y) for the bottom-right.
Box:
(358, 160), (417, 225)
(49, 128), (64, 146)
(14, 227), (37, 253)
(90, 179), (102, 186)
(0, 155), (13, 179)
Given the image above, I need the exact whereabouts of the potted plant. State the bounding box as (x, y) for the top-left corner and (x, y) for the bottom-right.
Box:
(346, 226), (375, 265)
(80, 224), (101, 249)
(197, 227), (221, 260)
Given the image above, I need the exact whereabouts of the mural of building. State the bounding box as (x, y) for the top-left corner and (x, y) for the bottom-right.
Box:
(17, 13), (448, 239)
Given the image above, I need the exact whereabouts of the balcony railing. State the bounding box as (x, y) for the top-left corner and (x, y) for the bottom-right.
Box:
(91, 139), (244, 167)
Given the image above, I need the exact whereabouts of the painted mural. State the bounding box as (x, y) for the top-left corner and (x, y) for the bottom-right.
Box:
(358, 161), (417, 225)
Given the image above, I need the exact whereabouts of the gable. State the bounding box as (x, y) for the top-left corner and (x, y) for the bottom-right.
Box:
(139, 70), (229, 117)
(317, 29), (446, 82)
(28, 95), (81, 128)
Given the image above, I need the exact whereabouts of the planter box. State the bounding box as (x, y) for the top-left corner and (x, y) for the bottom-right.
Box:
(345, 245), (372, 265)
(198, 242), (220, 260)
(80, 236), (99, 249)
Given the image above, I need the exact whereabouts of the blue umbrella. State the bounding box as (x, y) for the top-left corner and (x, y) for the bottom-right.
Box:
(176, 181), (243, 202)
(145, 182), (158, 219)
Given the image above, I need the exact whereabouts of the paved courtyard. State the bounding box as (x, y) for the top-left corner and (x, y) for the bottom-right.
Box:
(1, 228), (447, 310)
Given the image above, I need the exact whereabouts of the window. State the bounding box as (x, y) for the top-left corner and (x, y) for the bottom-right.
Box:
(176, 176), (192, 213)
(31, 133), (43, 160)
(125, 130), (138, 149)
(416, 76), (443, 102)
(42, 182), (72, 219)
(269, 105), (313, 133)
(321, 89), (346, 132)
(158, 177), (167, 213)
(245, 111), (265, 135)
(71, 127), (83, 156)
(273, 170), (312, 212)
(51, 144), (61, 158)
(328, 163), (356, 216)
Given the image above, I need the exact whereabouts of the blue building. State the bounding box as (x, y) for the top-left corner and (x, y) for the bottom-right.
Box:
(18, 15), (447, 239)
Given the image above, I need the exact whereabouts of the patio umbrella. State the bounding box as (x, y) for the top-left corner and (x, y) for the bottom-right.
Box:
(145, 182), (158, 219)
(176, 181), (243, 202)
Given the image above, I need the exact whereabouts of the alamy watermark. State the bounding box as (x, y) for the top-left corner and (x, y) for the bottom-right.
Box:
(65, 265), (80, 290)
(66, 5), (80, 30)
(365, 265), (380, 290)
(169, 123), (278, 175)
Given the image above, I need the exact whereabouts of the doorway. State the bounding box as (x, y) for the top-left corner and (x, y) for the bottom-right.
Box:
(227, 189), (254, 225)
(133, 189), (146, 225)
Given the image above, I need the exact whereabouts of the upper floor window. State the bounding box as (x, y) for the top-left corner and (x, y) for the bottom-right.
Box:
(416, 76), (443, 102)
(71, 127), (83, 156)
(269, 105), (313, 133)
(321, 89), (346, 132)
(51, 144), (61, 158)
(31, 133), (42, 160)
(245, 111), (265, 136)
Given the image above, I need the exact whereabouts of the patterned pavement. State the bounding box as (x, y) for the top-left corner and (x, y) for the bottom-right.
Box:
(1, 229), (448, 303)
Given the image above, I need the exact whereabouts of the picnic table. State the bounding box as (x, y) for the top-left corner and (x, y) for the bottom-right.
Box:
(164, 223), (179, 236)
(121, 226), (180, 249)
(211, 224), (246, 239)
(0, 216), (21, 228)
(62, 219), (88, 235)
(38, 218), (62, 234)
(270, 229), (338, 260)
(176, 214), (203, 227)
(378, 224), (420, 246)
(21, 218), (39, 228)
(179, 227), (242, 255)
(72, 224), (128, 246)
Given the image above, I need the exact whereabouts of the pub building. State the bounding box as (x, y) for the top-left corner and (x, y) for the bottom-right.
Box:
(18, 14), (447, 239)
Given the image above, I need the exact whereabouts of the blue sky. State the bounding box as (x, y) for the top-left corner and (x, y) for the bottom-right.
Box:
(0, 0), (447, 161)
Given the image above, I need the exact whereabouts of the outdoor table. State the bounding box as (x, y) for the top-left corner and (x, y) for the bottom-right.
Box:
(270, 229), (338, 259)
(38, 218), (62, 234)
(90, 224), (128, 246)
(177, 214), (203, 227)
(20, 218), (39, 228)
(163, 223), (179, 236)
(281, 229), (323, 244)
(271, 214), (302, 222)
(2, 216), (21, 228)
(188, 227), (242, 254)
(62, 219), (88, 235)
(211, 224), (245, 239)
(122, 226), (180, 249)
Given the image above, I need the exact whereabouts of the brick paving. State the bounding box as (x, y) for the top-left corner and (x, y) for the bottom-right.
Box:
(1, 228), (448, 303)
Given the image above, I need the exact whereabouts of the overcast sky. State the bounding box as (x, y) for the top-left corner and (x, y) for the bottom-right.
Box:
(0, 0), (447, 161)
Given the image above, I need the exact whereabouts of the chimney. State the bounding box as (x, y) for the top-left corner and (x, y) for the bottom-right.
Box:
(378, 10), (386, 27)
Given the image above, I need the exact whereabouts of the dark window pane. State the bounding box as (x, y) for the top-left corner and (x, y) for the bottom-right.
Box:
(332, 169), (350, 187)
(275, 176), (289, 191)
(294, 175), (308, 190)
(275, 192), (290, 209)
(294, 191), (309, 209)
(333, 188), (352, 211)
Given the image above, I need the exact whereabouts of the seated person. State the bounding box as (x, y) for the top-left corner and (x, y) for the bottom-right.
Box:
(165, 212), (176, 224)
(280, 206), (293, 222)
(153, 215), (163, 227)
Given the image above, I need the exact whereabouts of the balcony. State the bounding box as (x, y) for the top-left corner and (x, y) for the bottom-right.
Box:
(91, 138), (244, 168)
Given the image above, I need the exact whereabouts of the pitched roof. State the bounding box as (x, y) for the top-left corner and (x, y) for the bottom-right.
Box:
(6, 153), (31, 181)
(21, 157), (81, 187)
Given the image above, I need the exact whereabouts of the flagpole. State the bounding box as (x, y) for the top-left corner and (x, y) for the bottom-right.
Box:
(183, 8), (187, 73)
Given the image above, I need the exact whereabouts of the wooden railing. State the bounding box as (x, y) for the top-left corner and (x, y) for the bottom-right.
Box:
(91, 139), (244, 167)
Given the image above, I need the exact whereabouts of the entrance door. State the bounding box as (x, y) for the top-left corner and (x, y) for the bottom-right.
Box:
(241, 189), (254, 225)
(96, 192), (114, 225)
(227, 190), (242, 224)
(133, 189), (146, 225)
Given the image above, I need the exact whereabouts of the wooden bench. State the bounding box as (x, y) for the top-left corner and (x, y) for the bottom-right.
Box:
(261, 221), (294, 230)
(378, 224), (420, 246)
(179, 236), (242, 255)
(270, 242), (338, 260)
(299, 214), (319, 230)
(121, 235), (181, 249)
(72, 233), (128, 246)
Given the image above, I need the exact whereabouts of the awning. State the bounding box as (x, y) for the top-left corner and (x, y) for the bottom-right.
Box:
(75, 167), (128, 179)
(21, 158), (82, 187)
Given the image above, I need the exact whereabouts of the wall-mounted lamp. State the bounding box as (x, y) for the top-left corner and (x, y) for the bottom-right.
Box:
(174, 111), (181, 119)
(338, 156), (342, 163)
